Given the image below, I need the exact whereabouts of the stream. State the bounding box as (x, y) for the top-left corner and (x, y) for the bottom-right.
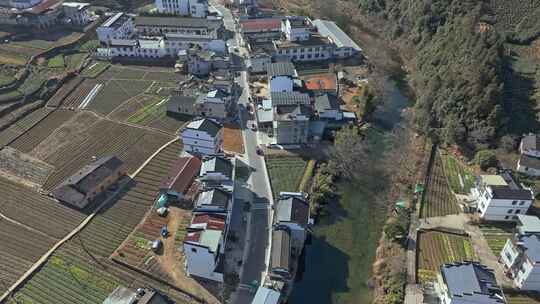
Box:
(289, 76), (410, 304)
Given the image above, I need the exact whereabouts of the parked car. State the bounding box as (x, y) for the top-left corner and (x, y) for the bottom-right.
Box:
(256, 146), (264, 156)
(151, 239), (162, 252)
(161, 226), (169, 238)
(250, 123), (257, 131)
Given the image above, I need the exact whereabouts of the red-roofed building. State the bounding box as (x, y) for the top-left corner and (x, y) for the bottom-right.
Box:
(240, 18), (282, 43)
(183, 213), (226, 282)
(159, 156), (201, 200)
(303, 73), (338, 95)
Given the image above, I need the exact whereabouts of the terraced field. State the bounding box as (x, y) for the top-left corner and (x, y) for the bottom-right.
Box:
(0, 107), (53, 147)
(5, 141), (194, 304)
(417, 230), (476, 284)
(10, 109), (75, 153)
(421, 152), (461, 218)
(46, 77), (84, 107)
(62, 79), (100, 109)
(40, 120), (173, 190)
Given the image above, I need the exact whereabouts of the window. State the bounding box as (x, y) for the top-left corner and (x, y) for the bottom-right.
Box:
(516, 209), (521, 214)
(520, 201), (525, 205)
(191, 248), (197, 253)
(507, 209), (513, 214)
(512, 200), (517, 205)
(505, 216), (510, 220)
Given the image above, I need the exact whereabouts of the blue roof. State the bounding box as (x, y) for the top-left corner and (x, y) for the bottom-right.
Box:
(520, 234), (540, 262)
(252, 287), (280, 304)
(441, 262), (505, 303)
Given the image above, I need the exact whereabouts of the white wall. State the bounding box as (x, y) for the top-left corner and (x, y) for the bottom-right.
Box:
(270, 76), (293, 92)
(182, 128), (222, 156)
(274, 45), (333, 62)
(477, 187), (532, 222)
(97, 17), (134, 44)
(156, 0), (190, 15)
(517, 160), (540, 177)
(183, 242), (223, 282)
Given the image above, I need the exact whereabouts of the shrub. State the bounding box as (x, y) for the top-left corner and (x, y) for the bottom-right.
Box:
(474, 150), (498, 171)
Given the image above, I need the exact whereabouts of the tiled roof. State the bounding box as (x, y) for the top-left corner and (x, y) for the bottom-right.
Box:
(276, 195), (309, 225)
(313, 19), (362, 51)
(195, 188), (230, 210)
(267, 61), (296, 77)
(270, 91), (310, 106)
(134, 16), (223, 30)
(521, 134), (540, 151)
(186, 118), (222, 137)
(271, 229), (291, 272)
(240, 18), (281, 32)
(200, 156), (233, 179)
(159, 157), (201, 193)
(314, 94), (339, 112)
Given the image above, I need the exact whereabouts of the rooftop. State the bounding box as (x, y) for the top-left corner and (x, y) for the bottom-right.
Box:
(240, 18), (282, 32)
(314, 94), (340, 112)
(271, 91), (310, 106)
(200, 156), (233, 179)
(252, 287), (280, 304)
(27, 0), (62, 14)
(186, 118), (222, 137)
(134, 15), (223, 30)
(159, 157), (201, 193)
(517, 234), (540, 263)
(103, 287), (166, 304)
(185, 213), (226, 252)
(274, 104), (312, 121)
(440, 262), (505, 304)
(517, 215), (540, 234)
(195, 188), (230, 211)
(276, 194), (309, 225)
(313, 19), (362, 51)
(109, 39), (137, 47)
(271, 229), (291, 272)
(60, 156), (124, 195)
(62, 2), (90, 10)
(274, 34), (331, 49)
(101, 12), (131, 29)
(480, 175), (508, 186)
(267, 61), (296, 77)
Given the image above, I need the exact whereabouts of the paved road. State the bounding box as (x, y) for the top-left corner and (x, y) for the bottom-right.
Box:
(212, 2), (275, 303)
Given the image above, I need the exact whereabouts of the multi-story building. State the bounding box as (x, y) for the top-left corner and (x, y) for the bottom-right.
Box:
(314, 94), (343, 121)
(96, 13), (134, 44)
(435, 262), (506, 304)
(472, 172), (534, 221)
(271, 91), (311, 145)
(183, 213), (227, 282)
(96, 38), (167, 59)
(187, 48), (230, 76)
(273, 35), (333, 62)
(5, 0), (42, 9)
(194, 188), (231, 214)
(500, 215), (540, 291)
(281, 16), (312, 42)
(134, 16), (223, 39)
(274, 192), (309, 254)
(239, 18), (282, 44)
(517, 134), (540, 176)
(312, 19), (362, 59)
(155, 0), (190, 15)
(181, 118), (223, 156)
(159, 156), (201, 200)
(199, 156), (233, 187)
(61, 2), (90, 25)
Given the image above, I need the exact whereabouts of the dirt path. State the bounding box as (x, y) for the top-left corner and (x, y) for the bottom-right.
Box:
(156, 207), (221, 304)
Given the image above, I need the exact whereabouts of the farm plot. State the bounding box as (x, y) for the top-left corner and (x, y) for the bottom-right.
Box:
(0, 107), (53, 147)
(266, 155), (308, 198)
(143, 71), (181, 82)
(0, 147), (54, 186)
(441, 153), (475, 195)
(10, 109), (75, 153)
(115, 67), (147, 80)
(47, 76), (84, 107)
(108, 94), (162, 121)
(0, 176), (86, 238)
(0, 218), (57, 295)
(87, 80), (150, 115)
(40, 119), (173, 190)
(417, 230), (477, 284)
(223, 123), (244, 154)
(62, 79), (101, 109)
(81, 61), (110, 78)
(479, 223), (514, 255)
(420, 152), (461, 218)
(507, 294), (540, 304)
(145, 81), (177, 95)
(71, 140), (181, 258)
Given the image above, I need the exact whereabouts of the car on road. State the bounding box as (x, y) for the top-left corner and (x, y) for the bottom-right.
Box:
(151, 239), (162, 252)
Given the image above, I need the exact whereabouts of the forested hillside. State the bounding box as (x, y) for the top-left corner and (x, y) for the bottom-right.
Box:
(269, 0), (540, 152)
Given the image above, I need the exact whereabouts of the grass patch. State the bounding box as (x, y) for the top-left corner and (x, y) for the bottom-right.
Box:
(65, 53), (87, 70)
(266, 155), (308, 198)
(127, 97), (166, 124)
(441, 153), (475, 194)
(0, 74), (15, 87)
(0, 90), (23, 102)
(79, 40), (99, 52)
(81, 62), (110, 78)
(298, 159), (316, 192)
(47, 55), (65, 68)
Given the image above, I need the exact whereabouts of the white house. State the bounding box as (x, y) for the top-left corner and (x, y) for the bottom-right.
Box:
(472, 173), (534, 222)
(134, 16), (223, 39)
(517, 154), (540, 177)
(189, 0), (208, 18)
(155, 0), (190, 15)
(500, 215), (540, 291)
(267, 61), (297, 93)
(435, 262), (506, 304)
(312, 19), (362, 59)
(96, 13), (134, 45)
(181, 119), (223, 156)
(274, 192), (310, 253)
(281, 16), (312, 42)
(199, 156), (233, 186)
(183, 213), (226, 282)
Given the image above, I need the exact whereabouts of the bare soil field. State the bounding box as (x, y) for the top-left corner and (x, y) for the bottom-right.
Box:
(223, 123), (244, 154)
(38, 119), (173, 190)
(0, 146), (54, 187)
(0, 107), (53, 147)
(47, 77), (85, 107)
(61, 79), (101, 109)
(10, 109), (76, 153)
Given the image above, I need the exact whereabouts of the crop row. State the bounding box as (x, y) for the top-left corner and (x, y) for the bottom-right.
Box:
(420, 153), (460, 218)
(266, 156), (308, 198)
(0, 107), (52, 147)
(10, 109), (75, 153)
(61, 80), (99, 108)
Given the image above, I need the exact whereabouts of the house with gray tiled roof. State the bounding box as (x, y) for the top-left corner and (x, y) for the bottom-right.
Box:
(181, 118), (223, 156)
(436, 262), (506, 304)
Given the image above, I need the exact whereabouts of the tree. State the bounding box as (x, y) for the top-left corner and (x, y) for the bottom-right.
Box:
(384, 220), (407, 241)
(329, 126), (370, 180)
(474, 150), (498, 171)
